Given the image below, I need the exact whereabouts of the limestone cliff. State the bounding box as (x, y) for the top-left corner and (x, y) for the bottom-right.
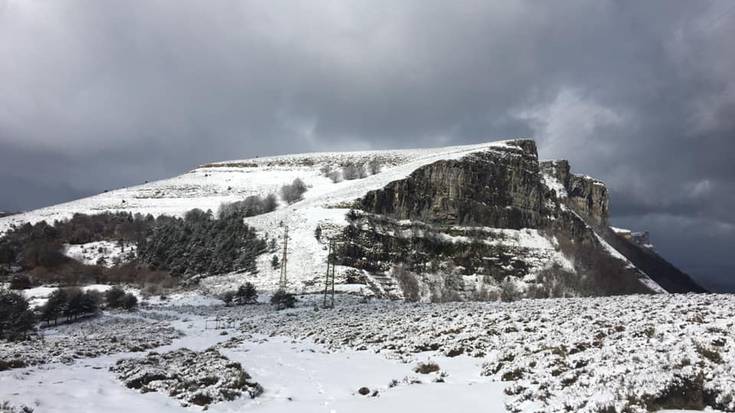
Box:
(337, 139), (704, 300)
(359, 140), (545, 229)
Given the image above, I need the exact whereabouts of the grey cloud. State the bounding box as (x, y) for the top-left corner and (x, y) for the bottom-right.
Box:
(0, 0), (733, 288)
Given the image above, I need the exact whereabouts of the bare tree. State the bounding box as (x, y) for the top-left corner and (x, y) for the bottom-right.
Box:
(280, 178), (307, 204)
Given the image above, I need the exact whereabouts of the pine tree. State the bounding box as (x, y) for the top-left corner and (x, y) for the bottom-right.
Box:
(221, 291), (234, 306)
(270, 289), (296, 310)
(0, 290), (35, 340)
(80, 290), (101, 315)
(41, 288), (67, 325)
(121, 293), (138, 310)
(64, 288), (84, 321)
(235, 282), (258, 305)
(105, 286), (126, 308)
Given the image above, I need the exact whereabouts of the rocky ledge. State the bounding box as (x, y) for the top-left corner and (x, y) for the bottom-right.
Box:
(111, 347), (263, 407)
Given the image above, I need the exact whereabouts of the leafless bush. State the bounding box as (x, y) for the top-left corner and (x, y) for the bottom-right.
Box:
(500, 277), (521, 302)
(414, 361), (441, 374)
(394, 265), (420, 302)
(280, 178), (307, 204)
(342, 163), (367, 180)
(533, 263), (580, 298)
(320, 165), (342, 183)
(472, 285), (500, 301)
(367, 159), (382, 175)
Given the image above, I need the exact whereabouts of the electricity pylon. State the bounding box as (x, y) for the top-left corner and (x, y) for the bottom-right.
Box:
(279, 225), (289, 291)
(323, 239), (336, 308)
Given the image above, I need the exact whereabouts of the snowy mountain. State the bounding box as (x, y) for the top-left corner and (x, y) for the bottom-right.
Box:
(0, 139), (704, 297)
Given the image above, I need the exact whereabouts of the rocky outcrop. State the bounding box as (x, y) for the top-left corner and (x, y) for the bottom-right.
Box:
(360, 140), (547, 230)
(111, 348), (263, 407)
(540, 159), (705, 293)
(567, 175), (609, 225)
(540, 160), (608, 225)
(540, 160), (572, 193)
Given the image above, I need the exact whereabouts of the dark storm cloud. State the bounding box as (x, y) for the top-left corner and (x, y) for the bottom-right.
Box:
(0, 1), (733, 288)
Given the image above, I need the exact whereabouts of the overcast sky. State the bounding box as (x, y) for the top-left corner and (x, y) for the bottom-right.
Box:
(1, 1), (733, 290)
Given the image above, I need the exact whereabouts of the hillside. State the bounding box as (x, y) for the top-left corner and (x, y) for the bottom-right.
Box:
(0, 139), (704, 298)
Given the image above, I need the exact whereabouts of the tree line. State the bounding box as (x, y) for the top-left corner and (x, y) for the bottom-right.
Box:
(0, 196), (279, 284)
(0, 286), (138, 341)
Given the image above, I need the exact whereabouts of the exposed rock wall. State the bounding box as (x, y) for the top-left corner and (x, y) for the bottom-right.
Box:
(567, 175), (609, 225)
(540, 160), (572, 193)
(360, 140), (547, 229)
(540, 160), (608, 225)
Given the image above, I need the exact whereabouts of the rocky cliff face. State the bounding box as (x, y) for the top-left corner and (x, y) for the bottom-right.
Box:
(540, 160), (608, 225)
(360, 140), (546, 229)
(338, 139), (703, 300)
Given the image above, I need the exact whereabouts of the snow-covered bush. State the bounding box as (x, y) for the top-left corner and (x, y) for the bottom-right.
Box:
(104, 286), (137, 311)
(270, 289), (296, 310)
(0, 400), (34, 413)
(121, 293), (138, 310)
(104, 286), (126, 308)
(221, 291), (235, 306)
(320, 165), (342, 182)
(220, 283), (258, 306)
(500, 277), (521, 302)
(342, 163), (367, 180)
(395, 265), (420, 302)
(367, 159), (382, 175)
(218, 194), (277, 220)
(414, 361), (440, 374)
(111, 348), (263, 407)
(280, 178), (307, 204)
(235, 283), (258, 305)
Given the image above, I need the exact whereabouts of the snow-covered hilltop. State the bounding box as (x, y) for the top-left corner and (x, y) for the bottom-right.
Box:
(0, 139), (704, 297)
(0, 141), (510, 231)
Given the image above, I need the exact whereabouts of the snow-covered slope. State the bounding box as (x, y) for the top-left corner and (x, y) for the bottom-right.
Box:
(0, 142), (511, 234)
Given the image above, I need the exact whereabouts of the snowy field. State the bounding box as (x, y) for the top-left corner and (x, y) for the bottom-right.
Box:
(63, 241), (137, 268)
(1, 293), (733, 412)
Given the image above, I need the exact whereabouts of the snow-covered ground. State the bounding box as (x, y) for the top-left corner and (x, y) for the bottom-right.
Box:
(63, 241), (137, 267)
(1, 293), (733, 412)
(21, 284), (114, 308)
(0, 296), (505, 412)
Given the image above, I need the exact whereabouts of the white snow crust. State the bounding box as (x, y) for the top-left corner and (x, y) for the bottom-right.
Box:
(2, 293), (734, 412)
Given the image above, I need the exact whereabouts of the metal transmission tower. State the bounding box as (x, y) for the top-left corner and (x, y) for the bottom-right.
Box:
(323, 239), (336, 308)
(279, 225), (289, 290)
